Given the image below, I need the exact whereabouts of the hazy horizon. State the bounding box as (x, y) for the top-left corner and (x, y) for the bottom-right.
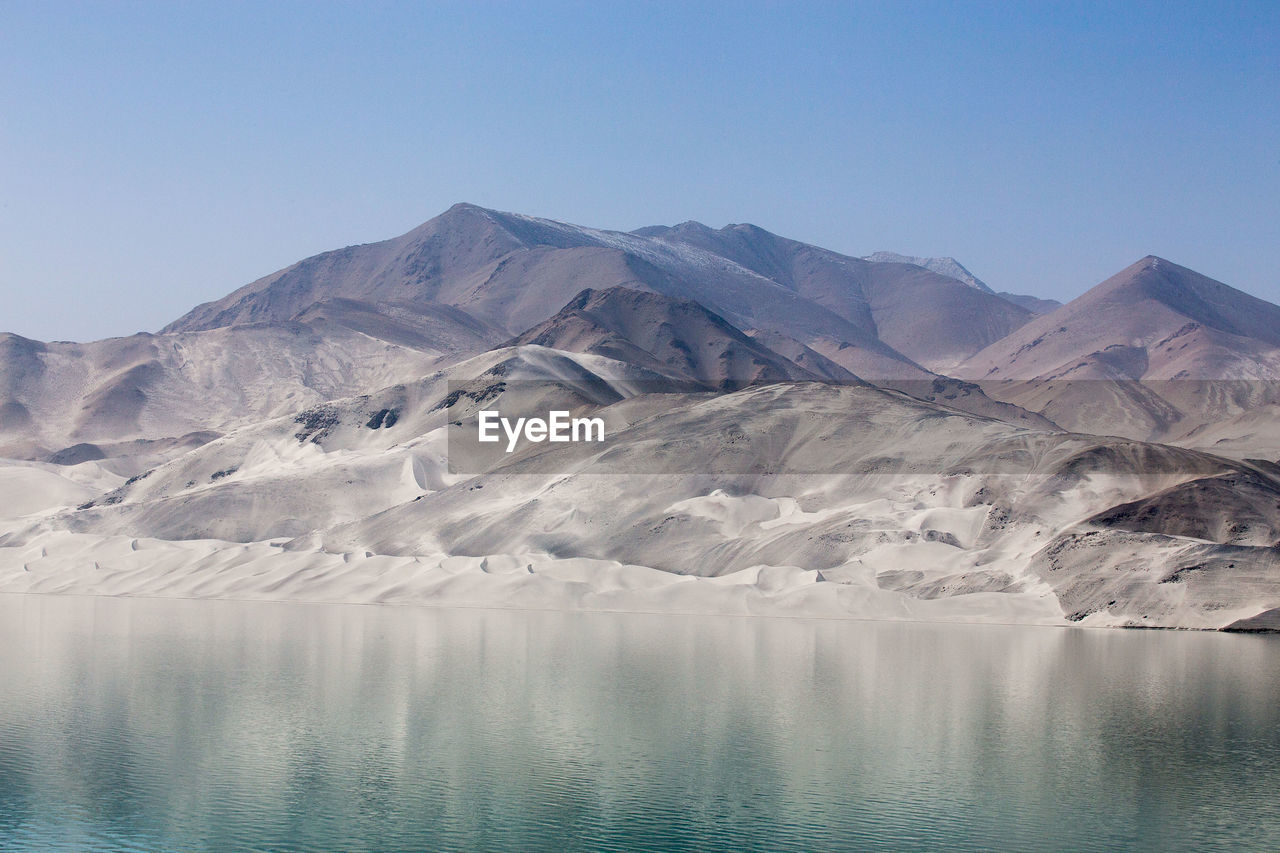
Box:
(3, 1), (1278, 342)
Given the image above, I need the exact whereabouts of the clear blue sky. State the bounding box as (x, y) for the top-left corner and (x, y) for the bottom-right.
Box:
(2, 1), (1277, 341)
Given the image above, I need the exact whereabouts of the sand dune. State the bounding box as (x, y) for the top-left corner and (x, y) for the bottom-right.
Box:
(5, 350), (1277, 629)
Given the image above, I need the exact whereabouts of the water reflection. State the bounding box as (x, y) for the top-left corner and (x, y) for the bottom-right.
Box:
(0, 596), (1277, 851)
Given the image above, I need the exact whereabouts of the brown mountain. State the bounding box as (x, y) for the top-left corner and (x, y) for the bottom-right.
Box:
(167, 204), (879, 353)
(507, 286), (842, 389)
(509, 287), (1054, 428)
(168, 204), (1035, 376)
(960, 256), (1280, 380)
(639, 221), (1036, 372)
(956, 256), (1280, 442)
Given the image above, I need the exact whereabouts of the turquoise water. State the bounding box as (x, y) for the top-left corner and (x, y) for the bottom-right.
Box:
(0, 596), (1278, 851)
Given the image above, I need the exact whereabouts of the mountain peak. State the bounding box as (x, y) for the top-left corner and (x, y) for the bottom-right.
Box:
(958, 254), (1280, 381)
(1109, 255), (1171, 281)
(862, 252), (994, 294)
(432, 201), (502, 223)
(1101, 255), (1231, 297)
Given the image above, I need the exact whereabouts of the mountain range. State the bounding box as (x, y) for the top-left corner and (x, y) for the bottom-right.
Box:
(2, 203), (1279, 631)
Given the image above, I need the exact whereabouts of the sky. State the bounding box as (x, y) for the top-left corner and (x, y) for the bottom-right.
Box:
(1, 1), (1277, 341)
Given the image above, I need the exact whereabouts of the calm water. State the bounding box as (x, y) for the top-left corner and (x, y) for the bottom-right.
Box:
(0, 596), (1278, 851)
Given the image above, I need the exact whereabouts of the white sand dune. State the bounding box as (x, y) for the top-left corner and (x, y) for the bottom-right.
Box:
(0, 460), (111, 519)
(0, 529), (1067, 625)
(3, 349), (1277, 630)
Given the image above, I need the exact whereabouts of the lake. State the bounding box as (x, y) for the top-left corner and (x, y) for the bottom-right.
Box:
(0, 594), (1277, 851)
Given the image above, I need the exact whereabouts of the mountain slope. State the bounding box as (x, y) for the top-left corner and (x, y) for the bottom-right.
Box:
(6, 362), (1278, 628)
(862, 251), (994, 292)
(507, 286), (833, 388)
(959, 256), (1280, 381)
(0, 323), (443, 465)
(506, 287), (1055, 427)
(995, 292), (1062, 315)
(857, 264), (1033, 372)
(860, 252), (1061, 316)
(642, 221), (1034, 371)
(952, 257), (1280, 442)
(9, 208), (1280, 631)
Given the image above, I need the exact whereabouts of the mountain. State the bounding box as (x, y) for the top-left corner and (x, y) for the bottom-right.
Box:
(862, 252), (1061, 316)
(960, 256), (1280, 380)
(0, 204), (1046, 463)
(853, 262), (1034, 372)
(0, 323), (443, 466)
(637, 221), (1036, 372)
(739, 330), (866, 383)
(11, 346), (669, 543)
(12, 349), (1279, 629)
(505, 286), (1050, 426)
(956, 256), (1280, 441)
(167, 204), (876, 350)
(862, 251), (994, 292)
(507, 286), (837, 389)
(169, 205), (1037, 375)
(6, 207), (1280, 631)
(994, 292), (1062, 315)
(288, 298), (504, 352)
